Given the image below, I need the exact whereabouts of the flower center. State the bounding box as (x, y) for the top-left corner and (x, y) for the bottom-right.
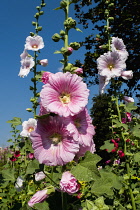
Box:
(28, 127), (34, 133)
(50, 133), (62, 145)
(74, 119), (81, 128)
(108, 64), (114, 70)
(59, 93), (71, 104)
(32, 44), (38, 49)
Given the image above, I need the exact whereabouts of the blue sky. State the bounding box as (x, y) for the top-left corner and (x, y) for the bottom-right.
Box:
(0, 0), (99, 147)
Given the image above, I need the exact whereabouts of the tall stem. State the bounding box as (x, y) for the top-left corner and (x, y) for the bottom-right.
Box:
(33, 52), (37, 117)
(64, 0), (69, 69)
(107, 15), (111, 51)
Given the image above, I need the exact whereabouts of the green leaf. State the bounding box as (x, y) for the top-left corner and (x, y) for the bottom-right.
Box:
(53, 7), (61, 10)
(132, 124), (140, 138)
(75, 27), (82, 32)
(2, 168), (15, 182)
(125, 102), (137, 112)
(71, 152), (101, 182)
(134, 152), (140, 163)
(34, 201), (49, 210)
(54, 50), (61, 54)
(26, 159), (39, 175)
(100, 140), (114, 152)
(7, 117), (22, 126)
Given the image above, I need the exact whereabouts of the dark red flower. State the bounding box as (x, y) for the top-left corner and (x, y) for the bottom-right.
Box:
(14, 151), (20, 157)
(10, 156), (17, 161)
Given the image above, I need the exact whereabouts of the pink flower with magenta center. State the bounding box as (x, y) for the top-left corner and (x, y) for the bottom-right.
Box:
(74, 68), (83, 74)
(30, 116), (79, 166)
(60, 171), (80, 195)
(40, 72), (89, 117)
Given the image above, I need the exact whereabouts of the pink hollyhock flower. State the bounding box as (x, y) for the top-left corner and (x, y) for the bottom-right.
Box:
(66, 108), (95, 147)
(25, 35), (44, 51)
(111, 37), (129, 61)
(40, 72), (89, 117)
(105, 160), (111, 164)
(121, 70), (133, 80)
(126, 112), (132, 122)
(123, 96), (134, 103)
(60, 171), (80, 195)
(10, 156), (17, 161)
(67, 47), (73, 55)
(39, 102), (48, 116)
(30, 116), (79, 166)
(20, 49), (28, 59)
(113, 159), (120, 165)
(28, 153), (34, 159)
(76, 140), (96, 159)
(18, 57), (35, 78)
(122, 118), (127, 124)
(28, 189), (48, 207)
(20, 118), (37, 137)
(74, 68), (83, 74)
(41, 71), (52, 84)
(14, 151), (20, 157)
(97, 51), (126, 78)
(40, 59), (48, 67)
(99, 75), (110, 94)
(35, 171), (46, 181)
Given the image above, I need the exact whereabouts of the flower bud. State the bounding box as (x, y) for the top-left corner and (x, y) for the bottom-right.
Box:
(108, 17), (114, 21)
(32, 21), (36, 26)
(34, 13), (40, 18)
(52, 33), (61, 42)
(30, 32), (35, 37)
(37, 26), (42, 31)
(64, 17), (76, 29)
(39, 11), (44, 15)
(26, 108), (33, 112)
(60, 30), (65, 36)
(69, 42), (80, 50)
(41, 3), (46, 7)
(60, 0), (67, 8)
(36, 6), (40, 10)
(40, 59), (48, 67)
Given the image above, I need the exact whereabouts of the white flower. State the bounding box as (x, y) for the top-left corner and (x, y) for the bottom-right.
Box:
(18, 57), (34, 78)
(15, 176), (24, 192)
(20, 118), (37, 137)
(121, 70), (133, 80)
(20, 49), (28, 59)
(40, 59), (48, 67)
(25, 35), (44, 51)
(99, 75), (110, 94)
(18, 67), (30, 78)
(123, 96), (134, 103)
(35, 171), (46, 181)
(111, 37), (129, 61)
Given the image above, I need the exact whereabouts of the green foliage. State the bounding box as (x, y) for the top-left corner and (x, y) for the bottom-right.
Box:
(26, 159), (40, 175)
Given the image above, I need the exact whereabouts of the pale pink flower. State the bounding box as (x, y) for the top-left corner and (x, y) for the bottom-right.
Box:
(39, 102), (48, 116)
(18, 67), (30, 78)
(20, 49), (28, 59)
(76, 140), (96, 159)
(67, 47), (73, 55)
(28, 189), (48, 207)
(99, 75), (110, 94)
(20, 118), (37, 137)
(40, 72), (89, 117)
(60, 171), (80, 195)
(41, 71), (52, 84)
(97, 51), (126, 78)
(66, 108), (95, 147)
(40, 59), (48, 67)
(35, 171), (46, 181)
(123, 96), (134, 103)
(74, 68), (83, 74)
(30, 116), (79, 166)
(121, 70), (133, 80)
(111, 37), (129, 61)
(25, 35), (44, 51)
(126, 112), (132, 122)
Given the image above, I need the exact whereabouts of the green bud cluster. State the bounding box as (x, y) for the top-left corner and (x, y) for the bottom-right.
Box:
(69, 42), (80, 50)
(60, 0), (67, 8)
(64, 17), (76, 29)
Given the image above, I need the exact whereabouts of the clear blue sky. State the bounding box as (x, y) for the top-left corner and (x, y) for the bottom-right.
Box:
(0, 0), (99, 147)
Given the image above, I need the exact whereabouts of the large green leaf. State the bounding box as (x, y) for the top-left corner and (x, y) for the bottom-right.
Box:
(2, 168), (15, 182)
(100, 140), (114, 152)
(132, 124), (140, 138)
(34, 201), (49, 210)
(71, 152), (101, 182)
(26, 159), (39, 175)
(125, 102), (137, 112)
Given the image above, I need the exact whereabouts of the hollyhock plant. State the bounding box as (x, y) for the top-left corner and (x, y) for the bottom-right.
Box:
(66, 108), (95, 147)
(30, 116), (79, 166)
(40, 72), (89, 117)
(28, 189), (48, 207)
(20, 118), (37, 137)
(97, 51), (126, 78)
(76, 140), (96, 159)
(111, 37), (129, 61)
(121, 70), (133, 80)
(41, 71), (52, 84)
(40, 59), (48, 67)
(35, 171), (46, 181)
(25, 35), (44, 51)
(60, 171), (80, 195)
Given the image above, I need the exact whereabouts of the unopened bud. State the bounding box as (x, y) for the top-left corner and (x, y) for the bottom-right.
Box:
(32, 21), (36, 26)
(26, 108), (32, 112)
(52, 33), (61, 42)
(39, 11), (44, 15)
(60, 0), (67, 8)
(69, 42), (80, 50)
(38, 26), (42, 31)
(60, 30), (65, 36)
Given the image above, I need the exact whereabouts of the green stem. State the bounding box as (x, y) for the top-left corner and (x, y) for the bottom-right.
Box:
(107, 16), (111, 51)
(33, 52), (37, 117)
(61, 192), (67, 210)
(115, 98), (136, 210)
(64, 0), (69, 69)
